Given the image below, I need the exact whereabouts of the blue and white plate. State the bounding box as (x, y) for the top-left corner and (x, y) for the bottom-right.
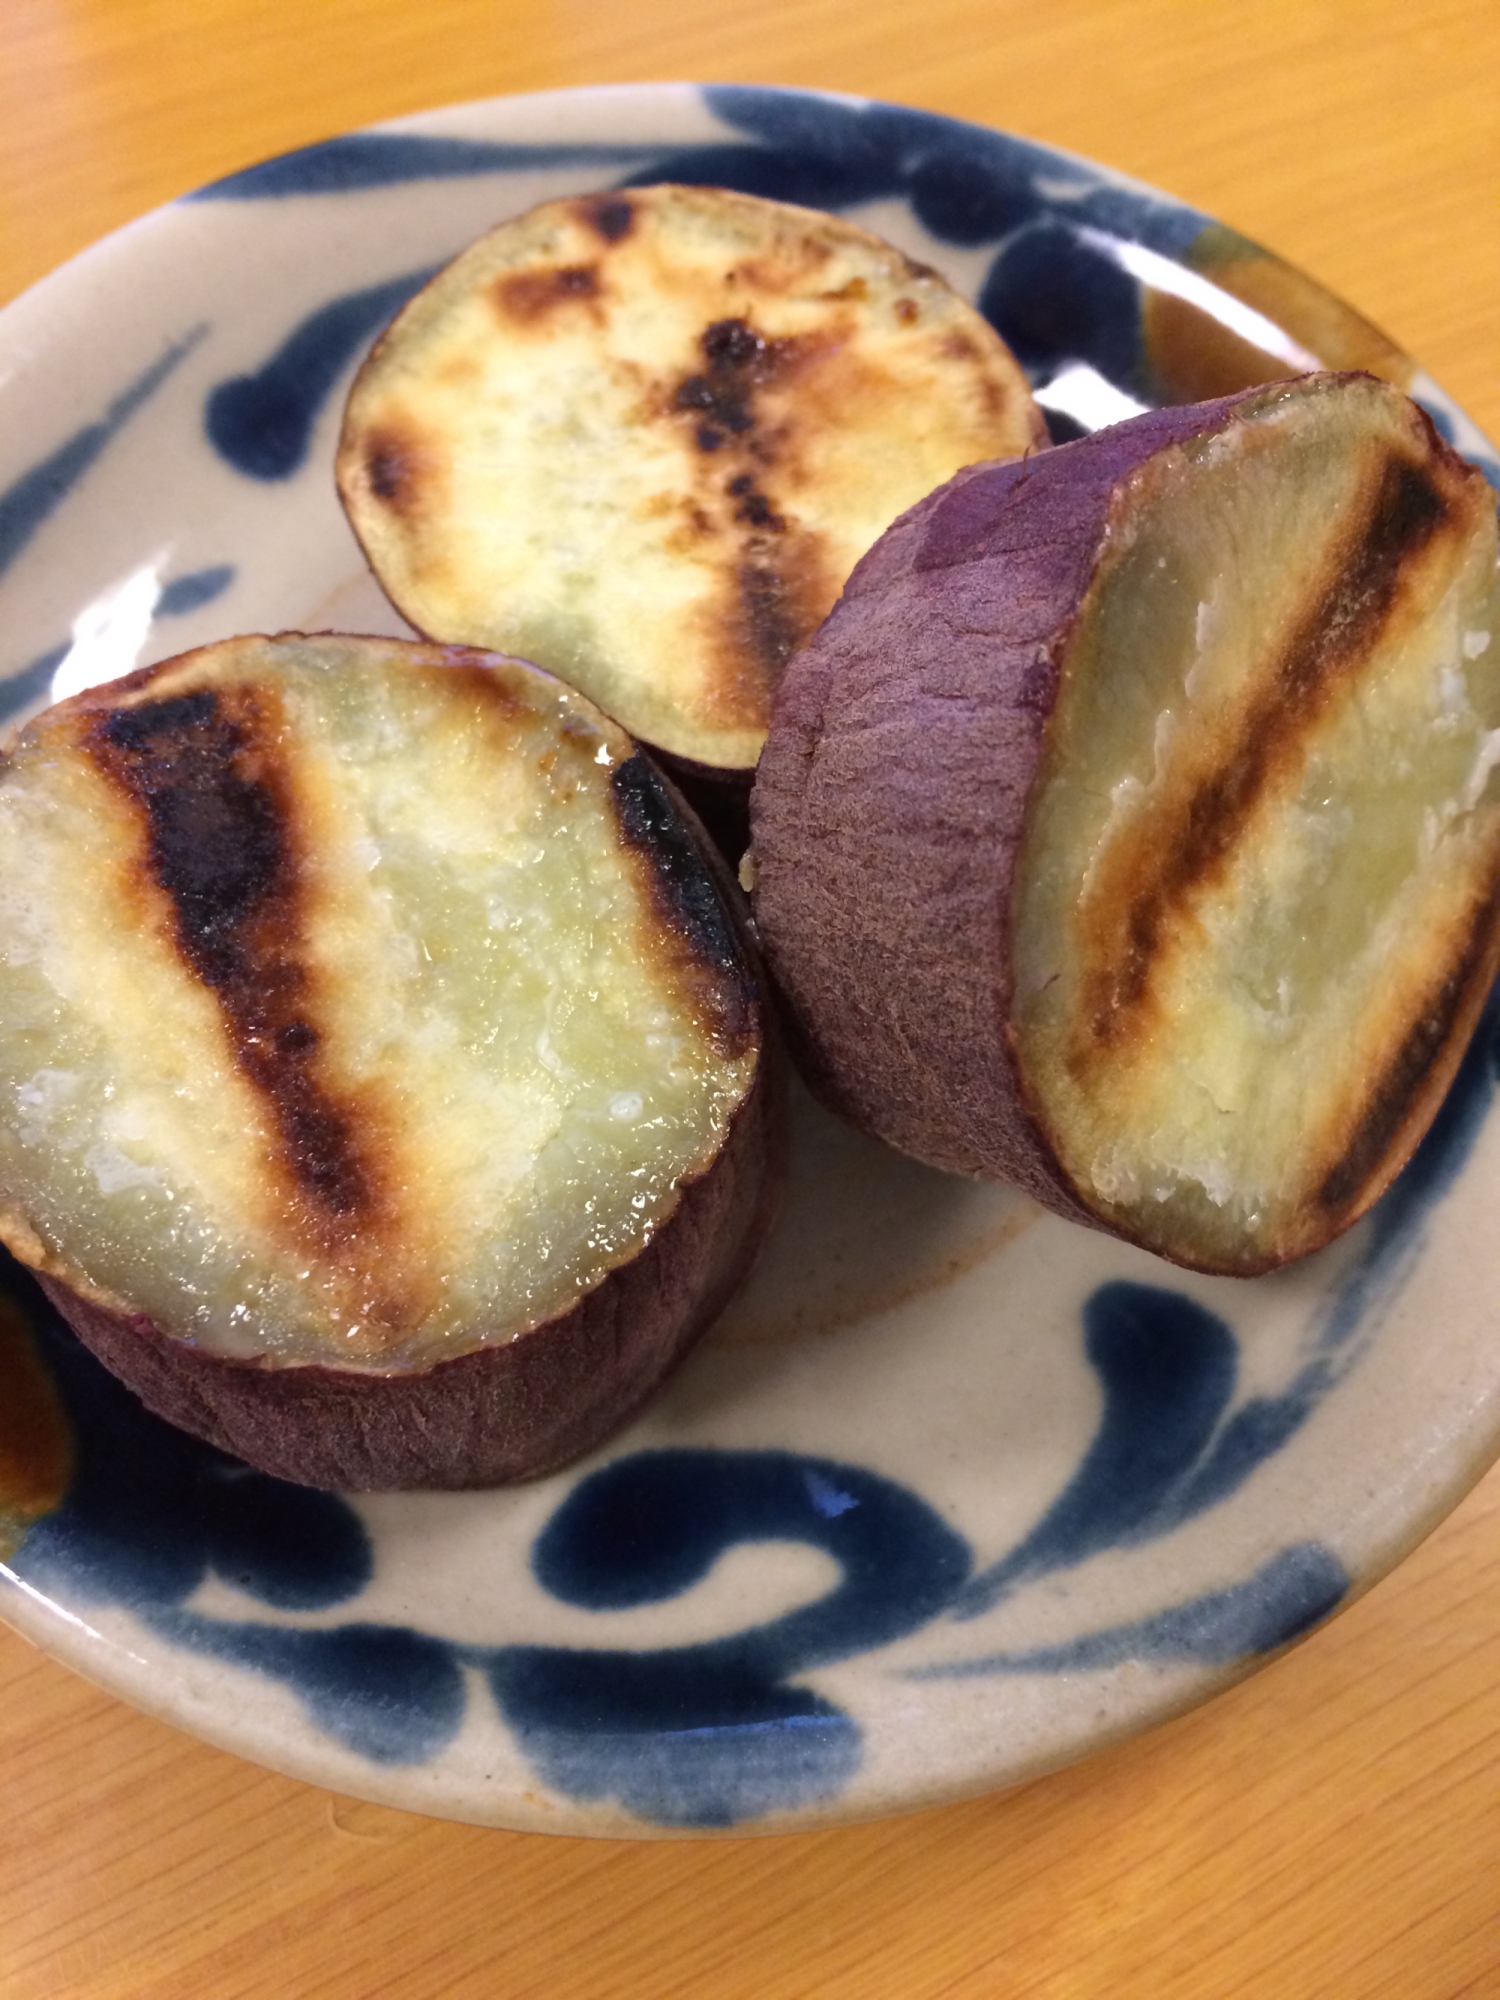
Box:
(2, 83), (1498, 1837)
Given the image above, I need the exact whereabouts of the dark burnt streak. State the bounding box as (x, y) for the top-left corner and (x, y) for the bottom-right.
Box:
(578, 193), (634, 242)
(674, 318), (793, 454)
(727, 472), (785, 532)
(669, 317), (819, 464)
(702, 529), (834, 729)
(666, 315), (835, 720)
(609, 754), (756, 1060)
(734, 560), (803, 679)
(493, 262), (601, 325)
(703, 319), (766, 369)
(86, 686), (378, 1232)
(1085, 448), (1453, 1047)
(1316, 876), (1500, 1213)
(364, 422), (428, 518)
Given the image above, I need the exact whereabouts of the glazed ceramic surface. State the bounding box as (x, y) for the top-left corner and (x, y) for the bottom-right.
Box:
(2, 84), (1498, 1838)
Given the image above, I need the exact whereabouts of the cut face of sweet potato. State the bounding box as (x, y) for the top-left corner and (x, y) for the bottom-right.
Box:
(0, 634), (781, 1486)
(751, 373), (1500, 1274)
(336, 184), (1045, 777)
(1013, 378), (1500, 1266)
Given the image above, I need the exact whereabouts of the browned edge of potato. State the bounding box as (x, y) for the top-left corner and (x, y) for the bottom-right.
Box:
(750, 372), (1500, 1276)
(335, 182), (1046, 797)
(0, 632), (785, 1488)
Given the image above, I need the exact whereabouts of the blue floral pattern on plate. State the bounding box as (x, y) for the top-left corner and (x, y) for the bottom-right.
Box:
(2, 83), (1499, 1834)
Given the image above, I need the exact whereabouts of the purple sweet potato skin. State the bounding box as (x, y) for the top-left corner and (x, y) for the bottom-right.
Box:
(748, 387), (1282, 1214)
(41, 1053), (783, 1491)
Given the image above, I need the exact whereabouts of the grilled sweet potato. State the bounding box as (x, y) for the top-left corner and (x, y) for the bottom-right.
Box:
(0, 633), (781, 1487)
(751, 373), (1500, 1274)
(336, 183), (1044, 791)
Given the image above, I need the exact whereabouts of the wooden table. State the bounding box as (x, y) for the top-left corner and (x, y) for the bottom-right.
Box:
(3, 4), (1499, 1994)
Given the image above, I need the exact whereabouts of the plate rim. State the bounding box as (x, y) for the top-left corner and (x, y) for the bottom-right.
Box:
(2, 75), (1499, 1839)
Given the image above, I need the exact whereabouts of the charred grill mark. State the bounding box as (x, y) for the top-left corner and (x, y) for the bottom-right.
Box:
(735, 561), (803, 677)
(672, 318), (821, 457)
(362, 420), (431, 519)
(703, 318), (766, 368)
(368, 442), (405, 504)
(727, 472), (785, 532)
(675, 319), (768, 450)
(1367, 451), (1450, 560)
(578, 193), (634, 242)
(698, 529), (835, 731)
(666, 316), (837, 725)
(1082, 448), (1455, 1049)
(609, 754), (757, 1060)
(85, 686), (380, 1234)
(493, 263), (601, 325)
(1316, 877), (1500, 1214)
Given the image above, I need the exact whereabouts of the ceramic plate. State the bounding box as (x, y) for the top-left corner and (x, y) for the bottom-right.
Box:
(2, 84), (1498, 1838)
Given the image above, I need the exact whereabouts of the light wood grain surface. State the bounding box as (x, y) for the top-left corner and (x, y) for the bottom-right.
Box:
(3, 4), (1500, 1996)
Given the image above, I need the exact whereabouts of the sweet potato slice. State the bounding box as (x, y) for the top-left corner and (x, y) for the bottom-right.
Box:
(0, 634), (781, 1486)
(336, 184), (1045, 784)
(751, 373), (1500, 1274)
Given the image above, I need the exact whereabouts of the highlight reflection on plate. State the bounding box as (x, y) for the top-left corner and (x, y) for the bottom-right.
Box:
(1, 83), (1499, 1837)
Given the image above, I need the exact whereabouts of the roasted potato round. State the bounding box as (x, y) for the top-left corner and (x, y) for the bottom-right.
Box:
(751, 373), (1500, 1275)
(0, 633), (782, 1487)
(336, 183), (1045, 789)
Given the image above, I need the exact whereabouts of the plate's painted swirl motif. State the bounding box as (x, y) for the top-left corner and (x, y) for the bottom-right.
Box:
(2, 84), (1499, 1835)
